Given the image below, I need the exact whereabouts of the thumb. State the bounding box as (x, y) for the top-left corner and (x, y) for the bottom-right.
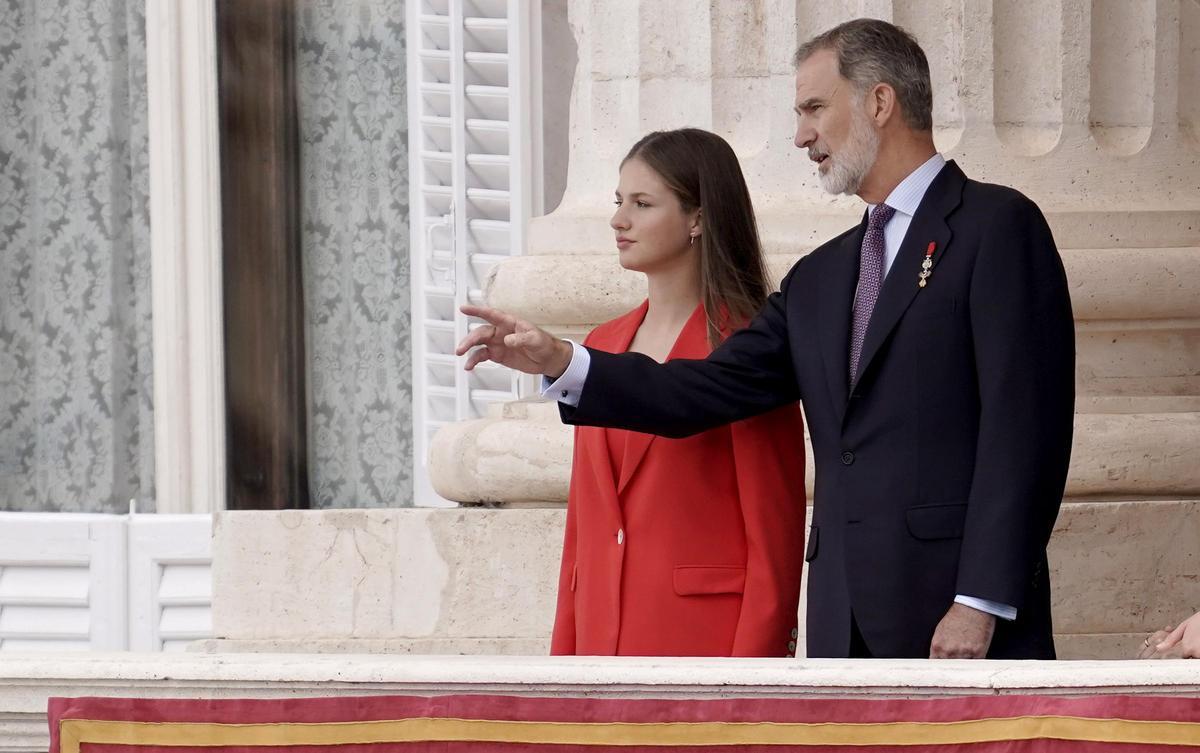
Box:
(1157, 622), (1185, 651)
(504, 330), (538, 349)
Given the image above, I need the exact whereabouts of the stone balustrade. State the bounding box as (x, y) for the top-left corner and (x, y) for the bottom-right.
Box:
(4, 652), (1200, 752)
(205, 509), (1199, 660)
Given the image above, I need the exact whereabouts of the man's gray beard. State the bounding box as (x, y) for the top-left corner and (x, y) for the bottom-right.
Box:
(818, 109), (880, 195)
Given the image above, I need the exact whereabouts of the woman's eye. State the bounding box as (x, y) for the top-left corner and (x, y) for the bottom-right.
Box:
(613, 200), (622, 206)
(636, 201), (649, 208)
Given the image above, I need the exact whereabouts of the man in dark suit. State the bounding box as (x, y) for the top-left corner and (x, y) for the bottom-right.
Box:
(457, 19), (1075, 659)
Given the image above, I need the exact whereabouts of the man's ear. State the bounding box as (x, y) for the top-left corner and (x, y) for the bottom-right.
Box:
(870, 82), (898, 127)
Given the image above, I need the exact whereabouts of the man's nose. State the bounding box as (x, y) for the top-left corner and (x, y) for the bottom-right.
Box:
(794, 123), (816, 150)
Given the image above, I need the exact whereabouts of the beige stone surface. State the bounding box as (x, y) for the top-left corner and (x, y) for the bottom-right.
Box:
(1067, 414), (1200, 496)
(213, 509), (562, 642)
(192, 638), (549, 655)
(1048, 500), (1200, 635)
(430, 402), (573, 503)
(430, 409), (1199, 508)
(1055, 633), (1164, 661)
(210, 502), (1194, 660)
(490, 247), (1200, 327)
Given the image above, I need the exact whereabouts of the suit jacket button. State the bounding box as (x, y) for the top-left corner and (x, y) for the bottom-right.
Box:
(791, 627), (799, 639)
(617, 529), (625, 545)
(841, 451), (855, 465)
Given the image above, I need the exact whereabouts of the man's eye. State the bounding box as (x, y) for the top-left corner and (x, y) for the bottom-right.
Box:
(613, 200), (622, 206)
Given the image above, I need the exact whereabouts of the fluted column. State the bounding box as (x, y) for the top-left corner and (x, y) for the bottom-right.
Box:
(431, 0), (1200, 655)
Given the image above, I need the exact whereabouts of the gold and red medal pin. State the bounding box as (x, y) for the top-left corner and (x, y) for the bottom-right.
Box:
(918, 241), (936, 288)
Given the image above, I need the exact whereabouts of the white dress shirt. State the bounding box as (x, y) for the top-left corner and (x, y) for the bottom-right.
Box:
(539, 153), (1016, 622)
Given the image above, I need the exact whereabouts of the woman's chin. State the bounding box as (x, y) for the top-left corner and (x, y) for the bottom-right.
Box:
(616, 252), (644, 273)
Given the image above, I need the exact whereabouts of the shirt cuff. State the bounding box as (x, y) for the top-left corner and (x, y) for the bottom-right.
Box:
(955, 594), (1017, 621)
(539, 340), (590, 407)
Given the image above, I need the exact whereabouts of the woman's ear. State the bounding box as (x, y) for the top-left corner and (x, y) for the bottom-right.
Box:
(689, 210), (703, 241)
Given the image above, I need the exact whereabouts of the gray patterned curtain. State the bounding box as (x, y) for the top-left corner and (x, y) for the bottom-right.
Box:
(0, 0), (154, 512)
(297, 0), (413, 508)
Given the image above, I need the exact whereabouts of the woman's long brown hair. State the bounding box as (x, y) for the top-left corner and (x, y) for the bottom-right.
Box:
(622, 129), (771, 348)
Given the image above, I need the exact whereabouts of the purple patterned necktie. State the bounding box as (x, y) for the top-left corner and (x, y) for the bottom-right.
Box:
(848, 203), (896, 384)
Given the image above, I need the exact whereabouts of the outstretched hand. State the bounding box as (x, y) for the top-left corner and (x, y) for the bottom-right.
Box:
(455, 305), (573, 378)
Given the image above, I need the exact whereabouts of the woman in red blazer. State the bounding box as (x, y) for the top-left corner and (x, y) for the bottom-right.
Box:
(550, 129), (806, 657)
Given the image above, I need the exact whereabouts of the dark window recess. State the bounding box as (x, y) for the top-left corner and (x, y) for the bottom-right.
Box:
(216, 0), (310, 510)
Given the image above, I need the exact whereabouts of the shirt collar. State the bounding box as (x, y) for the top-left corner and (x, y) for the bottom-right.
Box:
(868, 153), (947, 218)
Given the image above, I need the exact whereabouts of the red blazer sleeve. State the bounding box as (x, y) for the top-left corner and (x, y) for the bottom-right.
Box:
(728, 402), (807, 657)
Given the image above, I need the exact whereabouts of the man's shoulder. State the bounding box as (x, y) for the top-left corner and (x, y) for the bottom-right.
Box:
(957, 176), (1043, 219)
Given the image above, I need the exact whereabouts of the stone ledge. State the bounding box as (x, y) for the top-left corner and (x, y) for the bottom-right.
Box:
(487, 248), (1200, 326)
(6, 653), (1199, 750)
(2, 652), (1198, 695)
(430, 410), (1200, 504)
(190, 633), (1176, 662)
(529, 209), (1200, 257)
(191, 638), (549, 654)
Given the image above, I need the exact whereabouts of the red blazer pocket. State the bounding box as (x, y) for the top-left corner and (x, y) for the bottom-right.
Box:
(673, 565), (746, 596)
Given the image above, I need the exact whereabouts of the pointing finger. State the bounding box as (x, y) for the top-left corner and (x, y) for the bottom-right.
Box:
(461, 304), (516, 329)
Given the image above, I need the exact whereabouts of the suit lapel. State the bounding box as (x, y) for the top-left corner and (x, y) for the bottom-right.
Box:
(582, 301), (647, 498)
(851, 161), (965, 388)
(820, 214), (867, 425)
(617, 303), (708, 494)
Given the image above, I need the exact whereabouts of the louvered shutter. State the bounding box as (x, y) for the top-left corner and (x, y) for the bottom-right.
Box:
(0, 514), (126, 651)
(127, 515), (212, 651)
(408, 0), (539, 506)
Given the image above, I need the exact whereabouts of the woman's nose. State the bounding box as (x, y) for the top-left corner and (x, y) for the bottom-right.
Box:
(610, 207), (628, 230)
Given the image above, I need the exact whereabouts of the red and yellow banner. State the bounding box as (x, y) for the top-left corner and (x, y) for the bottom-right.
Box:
(50, 692), (1200, 751)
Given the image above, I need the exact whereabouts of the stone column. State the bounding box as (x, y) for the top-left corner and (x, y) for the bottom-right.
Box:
(431, 0), (1200, 656)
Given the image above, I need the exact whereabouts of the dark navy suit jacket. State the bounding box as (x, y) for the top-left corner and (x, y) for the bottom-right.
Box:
(561, 161), (1075, 658)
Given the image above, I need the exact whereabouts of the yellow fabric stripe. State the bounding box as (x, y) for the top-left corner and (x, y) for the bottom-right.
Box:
(59, 714), (1200, 753)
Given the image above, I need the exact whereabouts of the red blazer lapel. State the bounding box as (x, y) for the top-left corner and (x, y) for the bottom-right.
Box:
(579, 301), (647, 499)
(616, 303), (710, 494)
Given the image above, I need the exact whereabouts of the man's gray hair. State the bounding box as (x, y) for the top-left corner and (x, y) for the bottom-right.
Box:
(794, 18), (933, 132)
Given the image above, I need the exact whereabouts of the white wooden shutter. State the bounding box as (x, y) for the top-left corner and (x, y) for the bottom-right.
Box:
(408, 0), (540, 506)
(127, 515), (212, 651)
(0, 513), (127, 651)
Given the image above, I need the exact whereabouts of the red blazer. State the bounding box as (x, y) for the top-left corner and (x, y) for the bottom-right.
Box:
(550, 301), (806, 656)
